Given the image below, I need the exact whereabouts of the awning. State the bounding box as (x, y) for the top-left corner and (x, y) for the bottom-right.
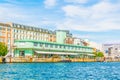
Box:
(35, 51), (79, 55)
(86, 54), (95, 56)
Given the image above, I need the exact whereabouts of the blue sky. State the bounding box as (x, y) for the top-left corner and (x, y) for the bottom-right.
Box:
(0, 0), (120, 44)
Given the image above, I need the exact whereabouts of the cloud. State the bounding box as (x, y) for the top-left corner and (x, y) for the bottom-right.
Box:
(64, 0), (88, 4)
(0, 3), (51, 24)
(59, 0), (120, 32)
(1, 0), (120, 33)
(44, 0), (57, 8)
(4, 0), (38, 5)
(0, 3), (27, 22)
(104, 40), (120, 44)
(62, 5), (89, 18)
(73, 34), (91, 39)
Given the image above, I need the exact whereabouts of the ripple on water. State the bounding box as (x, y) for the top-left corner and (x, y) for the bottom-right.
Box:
(0, 62), (120, 80)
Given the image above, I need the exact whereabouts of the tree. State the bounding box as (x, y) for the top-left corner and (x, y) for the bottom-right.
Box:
(97, 52), (104, 57)
(93, 52), (104, 57)
(0, 42), (8, 56)
(93, 52), (97, 57)
(93, 52), (104, 62)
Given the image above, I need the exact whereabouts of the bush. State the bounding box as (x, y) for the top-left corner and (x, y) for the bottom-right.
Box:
(0, 42), (8, 56)
(97, 52), (104, 57)
(93, 52), (104, 57)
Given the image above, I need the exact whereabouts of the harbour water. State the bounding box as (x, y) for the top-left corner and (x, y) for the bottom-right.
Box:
(0, 62), (120, 80)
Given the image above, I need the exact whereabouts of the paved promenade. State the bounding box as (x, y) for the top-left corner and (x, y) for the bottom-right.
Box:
(0, 57), (119, 63)
(0, 57), (100, 63)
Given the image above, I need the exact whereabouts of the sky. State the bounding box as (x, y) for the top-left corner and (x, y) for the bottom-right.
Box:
(0, 0), (120, 44)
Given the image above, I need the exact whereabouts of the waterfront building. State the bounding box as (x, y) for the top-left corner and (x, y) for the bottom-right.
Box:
(0, 22), (95, 58)
(14, 40), (94, 58)
(9, 23), (51, 42)
(0, 23), (12, 52)
(56, 30), (72, 44)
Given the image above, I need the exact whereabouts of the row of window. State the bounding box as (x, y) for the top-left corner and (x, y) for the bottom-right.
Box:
(0, 32), (11, 37)
(14, 29), (49, 36)
(0, 38), (11, 43)
(14, 34), (48, 38)
(13, 24), (51, 33)
(14, 35), (49, 41)
(33, 42), (92, 51)
(0, 26), (11, 31)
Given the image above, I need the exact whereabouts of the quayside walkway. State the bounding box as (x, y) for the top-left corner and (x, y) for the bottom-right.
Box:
(1, 57), (119, 63)
(0, 57), (102, 63)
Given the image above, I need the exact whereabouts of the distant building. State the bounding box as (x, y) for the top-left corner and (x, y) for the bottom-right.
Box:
(102, 44), (120, 58)
(73, 38), (84, 46)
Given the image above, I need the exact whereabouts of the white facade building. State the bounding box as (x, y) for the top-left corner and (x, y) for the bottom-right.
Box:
(102, 44), (120, 58)
(73, 38), (84, 46)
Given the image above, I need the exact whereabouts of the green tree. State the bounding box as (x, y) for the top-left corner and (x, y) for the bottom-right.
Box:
(93, 52), (97, 57)
(97, 52), (104, 57)
(0, 42), (8, 56)
(93, 52), (104, 61)
(93, 52), (104, 57)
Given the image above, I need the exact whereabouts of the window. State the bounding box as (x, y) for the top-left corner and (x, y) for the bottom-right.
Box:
(50, 44), (53, 48)
(7, 27), (11, 31)
(20, 42), (25, 46)
(82, 48), (85, 51)
(55, 45), (58, 48)
(75, 47), (78, 50)
(72, 47), (74, 49)
(18, 25), (21, 28)
(45, 44), (48, 47)
(19, 51), (25, 57)
(59, 45), (62, 48)
(17, 30), (18, 33)
(34, 42), (38, 46)
(0, 26), (2, 30)
(14, 29), (16, 32)
(67, 46), (70, 49)
(39, 43), (43, 47)
(63, 46), (66, 49)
